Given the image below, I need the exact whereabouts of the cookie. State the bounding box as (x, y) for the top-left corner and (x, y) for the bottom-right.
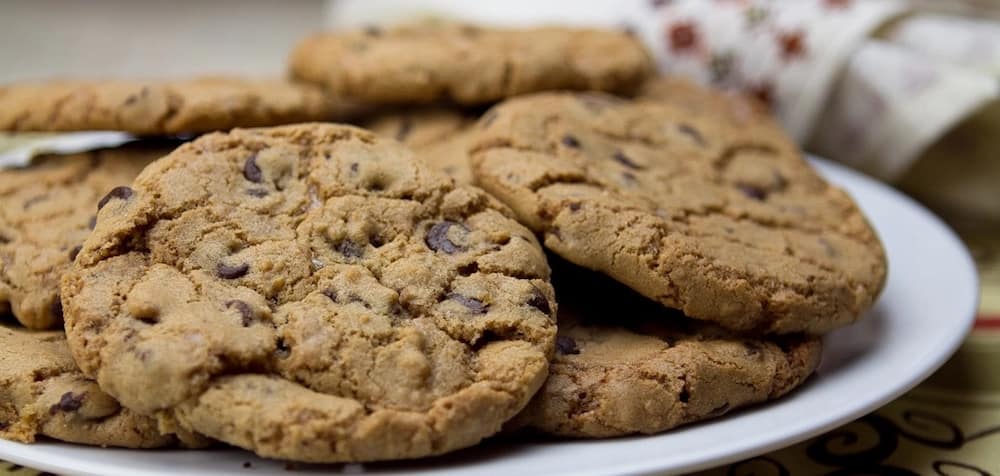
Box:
(61, 124), (557, 462)
(290, 23), (653, 105)
(0, 323), (206, 447)
(509, 257), (820, 437)
(0, 77), (348, 135)
(0, 143), (170, 329)
(363, 108), (476, 184)
(470, 91), (887, 334)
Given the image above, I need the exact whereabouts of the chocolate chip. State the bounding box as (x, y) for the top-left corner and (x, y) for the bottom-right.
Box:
(677, 124), (706, 146)
(369, 234), (385, 248)
(457, 262), (479, 276)
(612, 151), (641, 169)
(568, 202), (582, 212)
(226, 300), (255, 327)
(527, 287), (551, 315)
(561, 135), (581, 148)
(97, 186), (133, 210)
(447, 293), (488, 314)
(275, 338), (291, 359)
(217, 262), (249, 279)
(50, 296), (63, 321)
(425, 221), (467, 254)
(679, 385), (690, 403)
(243, 155), (263, 183)
(23, 194), (48, 210)
(69, 245), (82, 262)
(556, 336), (579, 355)
(246, 188), (268, 198)
(737, 183), (767, 201)
(322, 288), (338, 302)
(49, 391), (84, 415)
(0, 421), (8, 431)
(88, 216), (97, 230)
(335, 240), (364, 258)
(349, 162), (359, 174)
(395, 118), (413, 142)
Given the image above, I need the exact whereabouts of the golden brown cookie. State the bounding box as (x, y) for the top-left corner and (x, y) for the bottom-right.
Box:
(290, 23), (653, 105)
(470, 91), (887, 334)
(61, 124), (556, 462)
(0, 143), (169, 329)
(363, 108), (476, 185)
(0, 323), (204, 447)
(0, 77), (348, 135)
(509, 257), (821, 437)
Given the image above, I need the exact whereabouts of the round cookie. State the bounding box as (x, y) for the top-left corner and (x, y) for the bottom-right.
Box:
(363, 108), (476, 185)
(62, 124), (557, 462)
(290, 23), (653, 105)
(0, 77), (348, 135)
(0, 143), (169, 329)
(0, 323), (203, 447)
(470, 91), (887, 334)
(510, 258), (821, 437)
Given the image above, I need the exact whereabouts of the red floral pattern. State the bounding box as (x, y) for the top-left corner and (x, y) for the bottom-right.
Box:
(777, 30), (807, 61)
(668, 21), (700, 53)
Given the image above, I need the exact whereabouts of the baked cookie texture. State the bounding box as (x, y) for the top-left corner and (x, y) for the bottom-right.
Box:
(510, 257), (821, 437)
(290, 23), (654, 105)
(363, 108), (477, 185)
(470, 89), (887, 334)
(0, 323), (205, 447)
(0, 143), (168, 330)
(61, 123), (557, 462)
(0, 77), (346, 135)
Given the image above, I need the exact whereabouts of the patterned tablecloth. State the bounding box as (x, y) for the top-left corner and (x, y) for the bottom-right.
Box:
(0, 227), (995, 476)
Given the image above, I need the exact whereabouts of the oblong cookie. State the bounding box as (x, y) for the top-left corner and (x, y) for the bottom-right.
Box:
(0, 143), (168, 329)
(363, 108), (477, 185)
(470, 90), (887, 334)
(0, 77), (347, 135)
(0, 323), (204, 447)
(290, 23), (653, 105)
(62, 124), (557, 462)
(510, 258), (821, 437)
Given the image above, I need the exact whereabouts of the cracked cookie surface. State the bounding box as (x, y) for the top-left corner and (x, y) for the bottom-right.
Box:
(0, 77), (346, 135)
(290, 23), (653, 105)
(363, 108), (477, 185)
(61, 123), (556, 462)
(470, 90), (887, 334)
(0, 143), (168, 329)
(509, 257), (821, 437)
(0, 323), (204, 447)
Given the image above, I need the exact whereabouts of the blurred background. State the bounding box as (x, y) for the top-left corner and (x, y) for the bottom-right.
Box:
(1, 0), (998, 474)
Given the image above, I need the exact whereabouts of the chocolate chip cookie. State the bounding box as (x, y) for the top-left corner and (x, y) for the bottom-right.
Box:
(363, 108), (476, 185)
(470, 91), (887, 334)
(61, 124), (556, 462)
(509, 257), (821, 437)
(0, 323), (205, 447)
(290, 23), (653, 105)
(0, 77), (348, 135)
(0, 143), (169, 329)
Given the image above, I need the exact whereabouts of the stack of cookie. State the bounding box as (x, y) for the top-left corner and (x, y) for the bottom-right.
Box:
(0, 22), (886, 464)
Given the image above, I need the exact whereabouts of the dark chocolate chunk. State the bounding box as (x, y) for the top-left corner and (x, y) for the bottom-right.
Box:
(97, 186), (133, 210)
(568, 202), (582, 212)
(737, 183), (768, 201)
(322, 288), (338, 302)
(677, 124), (706, 146)
(49, 391), (84, 415)
(69, 245), (82, 262)
(447, 293), (488, 314)
(457, 262), (479, 276)
(425, 221), (467, 254)
(335, 240), (364, 258)
(217, 262), (249, 279)
(246, 188), (269, 198)
(243, 155), (263, 183)
(561, 134), (581, 148)
(556, 335), (579, 355)
(612, 151), (641, 169)
(226, 300), (255, 327)
(526, 287), (551, 315)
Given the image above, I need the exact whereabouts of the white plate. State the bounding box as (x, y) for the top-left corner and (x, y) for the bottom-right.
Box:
(0, 157), (978, 476)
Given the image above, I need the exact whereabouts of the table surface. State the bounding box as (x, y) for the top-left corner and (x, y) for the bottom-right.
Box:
(3, 223), (998, 476)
